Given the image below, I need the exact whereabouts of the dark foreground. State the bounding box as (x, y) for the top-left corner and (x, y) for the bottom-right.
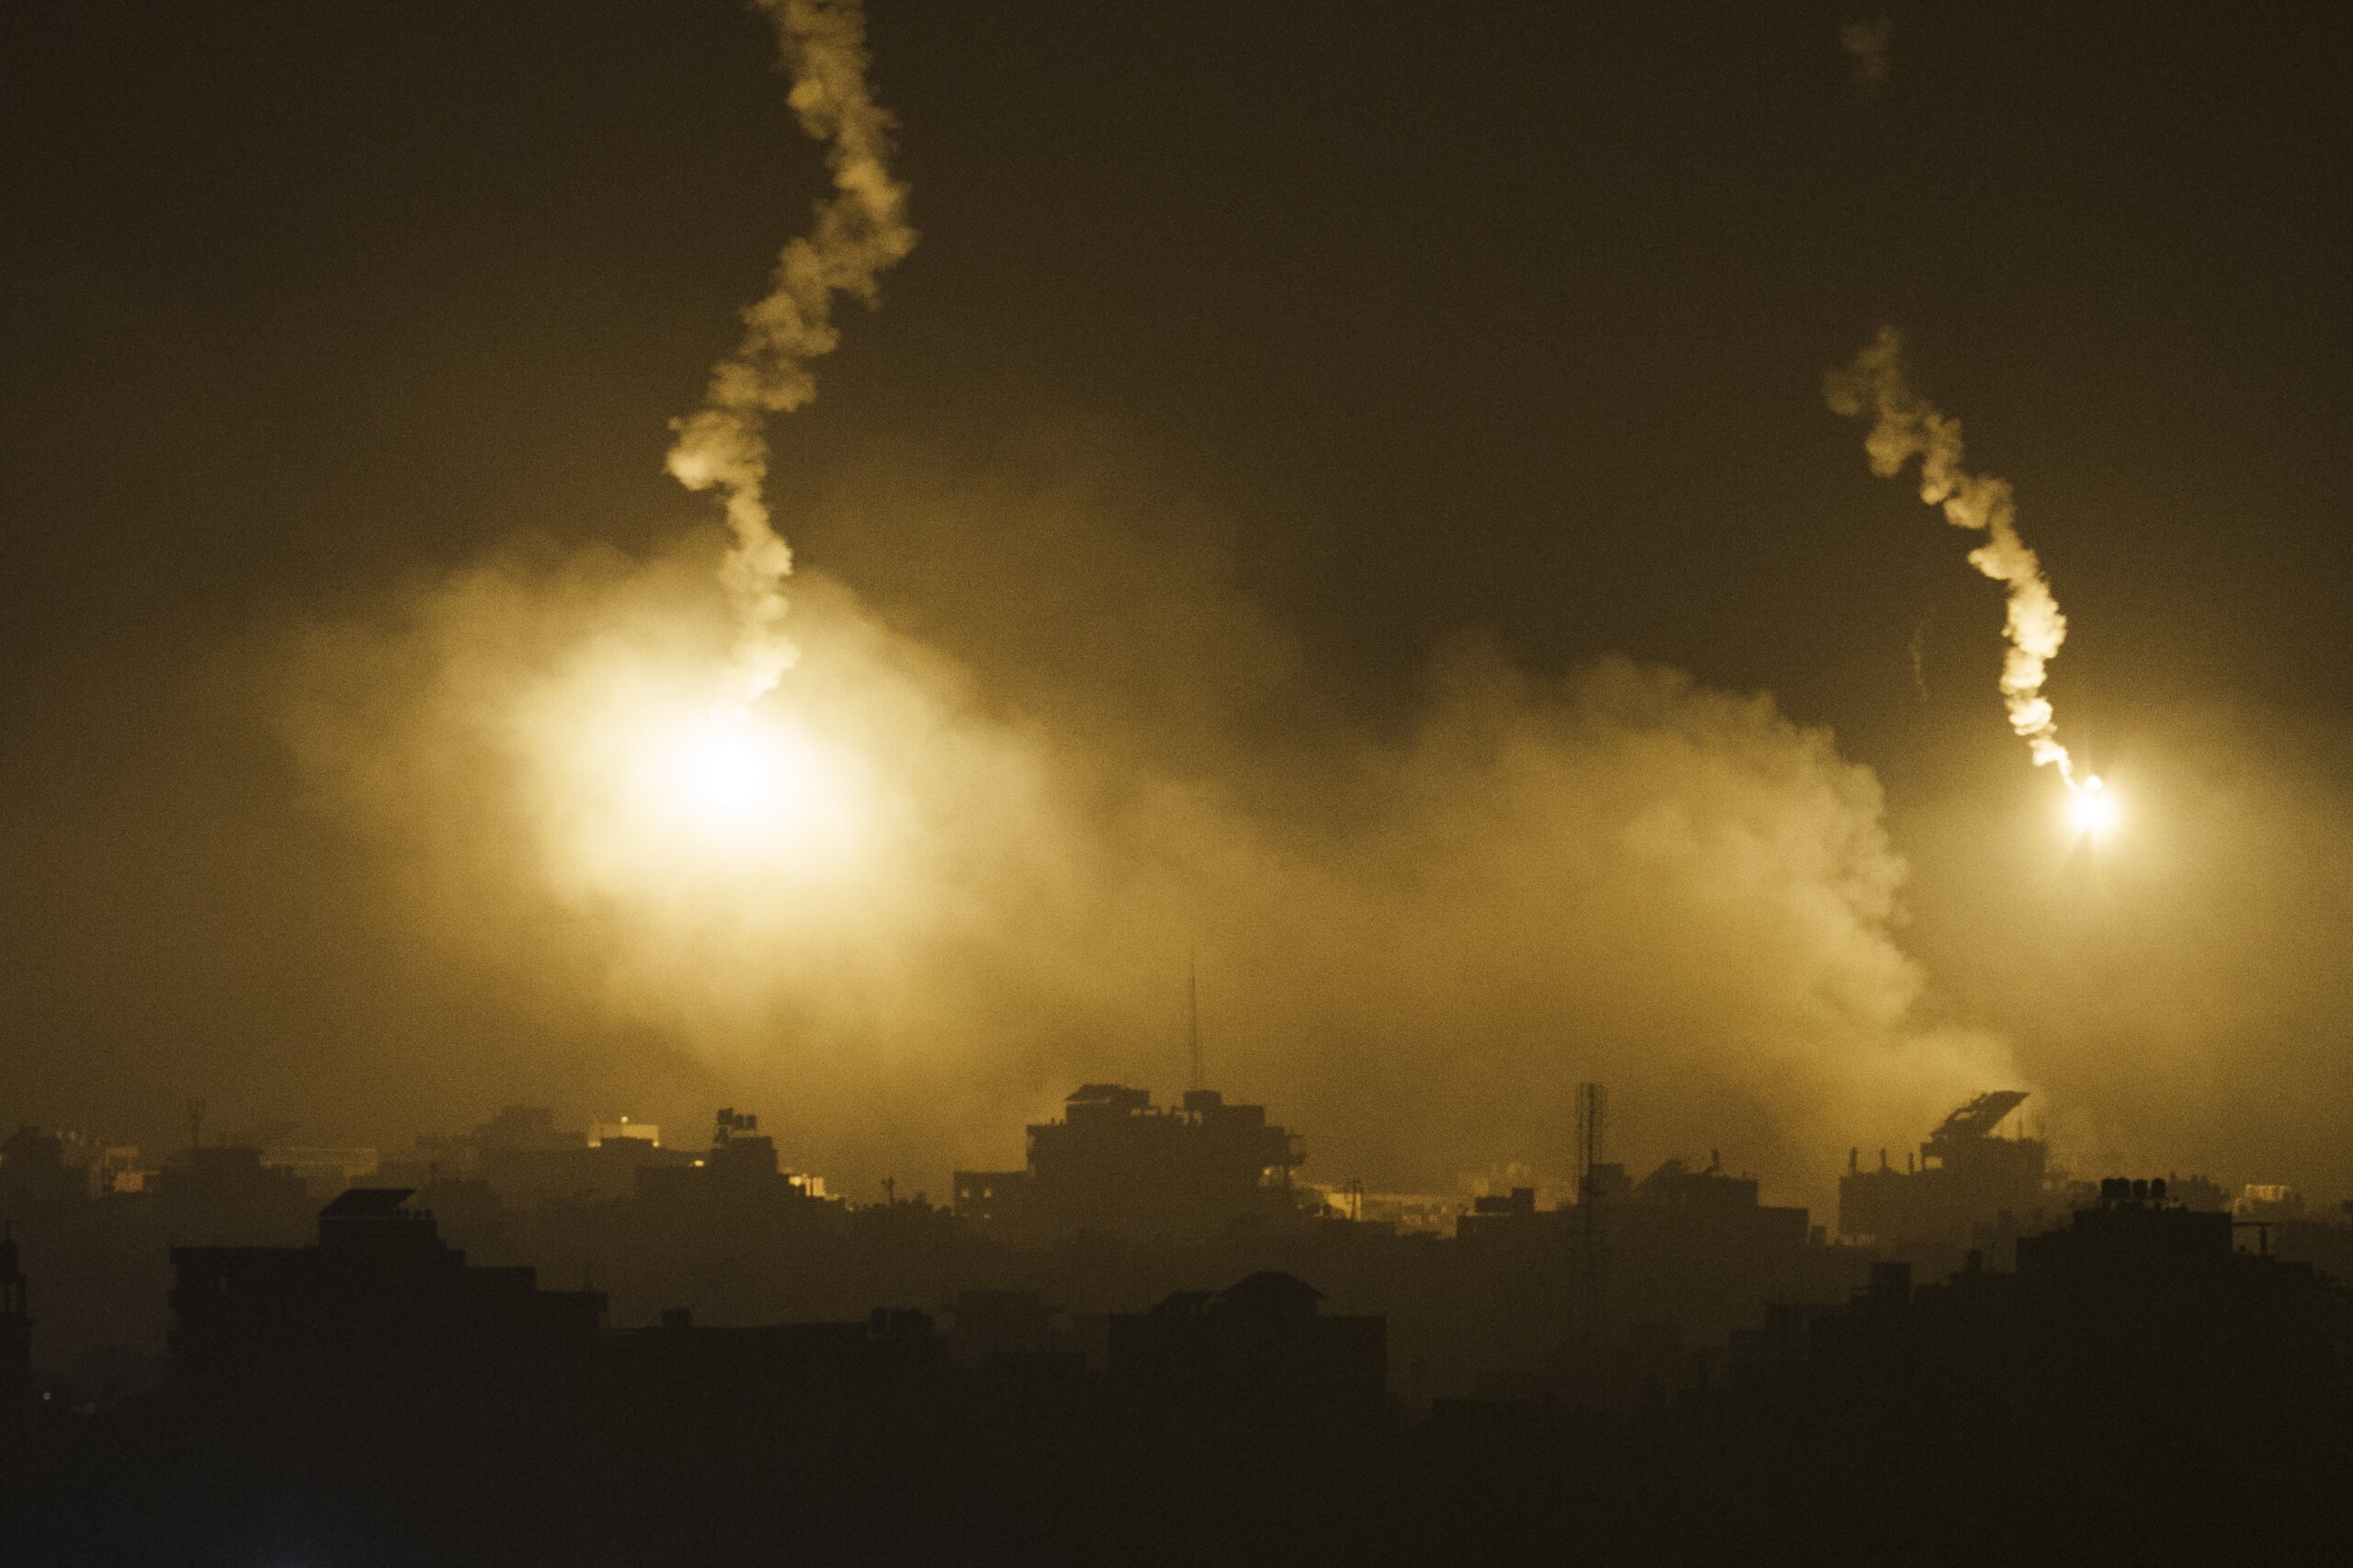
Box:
(6, 1187), (2352, 1564)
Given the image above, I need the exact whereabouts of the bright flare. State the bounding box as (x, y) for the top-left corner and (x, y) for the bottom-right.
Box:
(2069, 774), (2118, 838)
(639, 707), (860, 855)
(680, 719), (772, 821)
(531, 681), (872, 899)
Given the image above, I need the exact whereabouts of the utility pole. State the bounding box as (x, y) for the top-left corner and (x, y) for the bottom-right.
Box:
(186, 1098), (206, 1153)
(1575, 1082), (1608, 1346)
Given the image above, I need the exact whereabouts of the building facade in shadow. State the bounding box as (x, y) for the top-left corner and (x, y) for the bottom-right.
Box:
(954, 1084), (1309, 1244)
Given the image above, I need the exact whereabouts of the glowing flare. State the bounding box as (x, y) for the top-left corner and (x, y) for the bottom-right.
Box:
(532, 682), (872, 895)
(2068, 775), (2118, 837)
(683, 726), (769, 818)
(638, 708), (858, 851)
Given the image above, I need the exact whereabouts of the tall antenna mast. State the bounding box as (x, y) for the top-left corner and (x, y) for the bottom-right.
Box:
(1575, 1082), (1608, 1345)
(1187, 949), (1202, 1093)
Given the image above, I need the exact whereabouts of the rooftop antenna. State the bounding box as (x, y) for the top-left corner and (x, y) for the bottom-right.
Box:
(1187, 949), (1203, 1094)
(1574, 1082), (1608, 1346)
(185, 1098), (206, 1153)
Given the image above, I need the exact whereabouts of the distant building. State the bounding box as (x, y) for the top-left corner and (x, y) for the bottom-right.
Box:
(168, 1187), (604, 1403)
(1458, 1153), (1807, 1253)
(381, 1105), (696, 1205)
(1304, 1185), (1467, 1235)
(155, 1143), (314, 1246)
(1108, 1271), (1384, 1411)
(602, 1304), (949, 1418)
(947, 1289), (1063, 1368)
(1739, 1174), (2348, 1404)
(588, 1118), (660, 1148)
(0, 1228), (28, 1406)
(2015, 1176), (2235, 1279)
(1837, 1091), (2059, 1253)
(1, 1126), (95, 1210)
(954, 1085), (1307, 1244)
(262, 1146), (381, 1202)
(2165, 1172), (2233, 1212)
(633, 1108), (839, 1218)
(1460, 1185), (1539, 1230)
(1449, 1151), (1825, 1360)
(2237, 1182), (2306, 1221)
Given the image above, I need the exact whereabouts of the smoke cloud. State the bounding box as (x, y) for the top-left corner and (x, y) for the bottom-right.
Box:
(1826, 328), (2082, 788)
(278, 476), (2011, 1206)
(665, 0), (917, 710)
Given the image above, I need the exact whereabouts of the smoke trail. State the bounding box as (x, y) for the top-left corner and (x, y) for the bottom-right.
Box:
(667, 0), (917, 710)
(1825, 328), (2080, 786)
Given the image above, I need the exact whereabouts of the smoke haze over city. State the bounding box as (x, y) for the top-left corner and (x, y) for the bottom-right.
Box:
(6, 0), (2353, 1211)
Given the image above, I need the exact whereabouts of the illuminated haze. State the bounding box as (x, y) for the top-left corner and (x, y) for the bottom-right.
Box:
(271, 0), (2011, 1199)
(282, 513), (2007, 1204)
(7, 5), (2353, 1210)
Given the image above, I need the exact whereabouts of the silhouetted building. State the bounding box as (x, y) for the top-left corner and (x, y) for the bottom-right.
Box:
(602, 1303), (949, 1423)
(262, 1145), (381, 1202)
(955, 1085), (1306, 1244)
(1838, 1090), (2055, 1252)
(1439, 1151), (1828, 1392)
(2165, 1171), (2233, 1211)
(1, 1127), (92, 1213)
(2016, 1176), (2232, 1278)
(2270, 1203), (2353, 1286)
(2237, 1180), (2306, 1222)
(947, 1289), (1065, 1368)
(155, 1142), (313, 1246)
(168, 1187), (604, 1403)
(633, 1108), (838, 1217)
(0, 1227), (28, 1406)
(1109, 1271), (1383, 1411)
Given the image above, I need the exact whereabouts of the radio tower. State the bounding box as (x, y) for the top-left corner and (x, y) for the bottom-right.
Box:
(1575, 1082), (1608, 1345)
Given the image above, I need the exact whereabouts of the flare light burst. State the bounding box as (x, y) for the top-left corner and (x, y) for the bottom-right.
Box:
(540, 675), (871, 895)
(2067, 774), (2119, 840)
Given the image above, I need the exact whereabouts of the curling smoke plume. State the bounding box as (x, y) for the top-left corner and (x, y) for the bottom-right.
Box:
(667, 0), (917, 709)
(1825, 328), (2081, 788)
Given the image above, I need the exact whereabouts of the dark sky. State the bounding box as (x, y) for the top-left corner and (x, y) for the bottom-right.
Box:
(4, 2), (2350, 1200)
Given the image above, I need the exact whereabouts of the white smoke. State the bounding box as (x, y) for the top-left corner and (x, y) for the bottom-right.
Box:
(1825, 328), (2082, 787)
(278, 503), (2014, 1203)
(666, 0), (918, 710)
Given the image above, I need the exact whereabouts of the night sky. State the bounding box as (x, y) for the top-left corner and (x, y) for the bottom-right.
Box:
(5, 2), (2350, 1206)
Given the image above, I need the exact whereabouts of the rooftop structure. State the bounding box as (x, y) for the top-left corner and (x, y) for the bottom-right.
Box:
(1838, 1090), (2056, 1254)
(2015, 1176), (2235, 1280)
(954, 1085), (1306, 1244)
(632, 1108), (837, 1216)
